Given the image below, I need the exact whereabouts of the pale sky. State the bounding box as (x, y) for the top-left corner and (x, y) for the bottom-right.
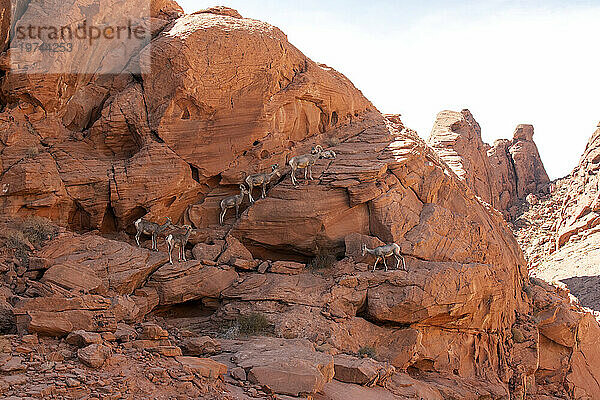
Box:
(179, 0), (600, 179)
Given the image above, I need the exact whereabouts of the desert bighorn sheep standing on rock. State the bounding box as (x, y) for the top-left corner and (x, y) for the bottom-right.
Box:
(362, 243), (406, 272)
(288, 145), (330, 186)
(245, 164), (281, 203)
(134, 217), (172, 251)
(166, 225), (193, 264)
(220, 184), (249, 225)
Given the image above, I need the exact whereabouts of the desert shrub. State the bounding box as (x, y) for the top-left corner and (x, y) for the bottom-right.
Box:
(6, 230), (31, 266)
(21, 217), (57, 247)
(219, 312), (272, 339)
(7, 230), (29, 251)
(308, 246), (337, 271)
(237, 312), (271, 336)
(358, 346), (376, 359)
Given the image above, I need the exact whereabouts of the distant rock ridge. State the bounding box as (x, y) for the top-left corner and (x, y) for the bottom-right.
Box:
(427, 109), (550, 217)
(556, 121), (600, 248)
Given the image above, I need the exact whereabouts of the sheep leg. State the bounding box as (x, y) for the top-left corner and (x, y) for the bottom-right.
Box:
(396, 255), (406, 270)
(235, 204), (239, 218)
(291, 168), (297, 185)
(383, 257), (388, 272)
(168, 243), (173, 264)
(135, 231), (141, 247)
(372, 258), (380, 272)
(304, 167), (308, 181)
(220, 209), (226, 225)
(308, 166), (313, 180)
(261, 184), (267, 198)
(248, 183), (255, 203)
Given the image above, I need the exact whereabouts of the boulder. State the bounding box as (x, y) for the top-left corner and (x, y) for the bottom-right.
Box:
(147, 262), (238, 306)
(232, 337), (334, 396)
(269, 261), (305, 275)
(13, 295), (116, 336)
(65, 330), (103, 347)
(180, 336), (221, 356)
(41, 264), (105, 295)
(77, 344), (112, 368)
(37, 232), (168, 296)
(192, 241), (224, 262)
(216, 236), (253, 265)
(141, 323), (169, 340)
(222, 273), (330, 307)
(333, 354), (393, 385)
(176, 356), (227, 378)
(0, 357), (26, 373)
(114, 323), (138, 343)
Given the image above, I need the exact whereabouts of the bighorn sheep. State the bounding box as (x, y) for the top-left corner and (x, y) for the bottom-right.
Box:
(220, 184), (249, 225)
(288, 145), (326, 186)
(245, 164), (281, 203)
(361, 243), (406, 272)
(165, 225), (193, 264)
(321, 149), (337, 159)
(134, 217), (172, 251)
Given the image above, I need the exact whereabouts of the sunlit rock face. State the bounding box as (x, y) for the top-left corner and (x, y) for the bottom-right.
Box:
(427, 109), (549, 217)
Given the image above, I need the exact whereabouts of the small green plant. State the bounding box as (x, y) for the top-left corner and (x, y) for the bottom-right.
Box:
(237, 312), (271, 336)
(358, 346), (376, 359)
(21, 217), (57, 247)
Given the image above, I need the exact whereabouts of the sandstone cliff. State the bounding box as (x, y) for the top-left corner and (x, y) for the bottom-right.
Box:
(0, 2), (598, 399)
(515, 122), (600, 316)
(428, 109), (550, 217)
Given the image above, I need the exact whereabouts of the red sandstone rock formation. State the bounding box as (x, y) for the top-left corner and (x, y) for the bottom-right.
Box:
(556, 122), (600, 248)
(428, 110), (550, 217)
(0, 1), (598, 399)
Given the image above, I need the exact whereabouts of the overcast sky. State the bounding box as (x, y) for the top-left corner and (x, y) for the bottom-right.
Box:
(179, 0), (600, 179)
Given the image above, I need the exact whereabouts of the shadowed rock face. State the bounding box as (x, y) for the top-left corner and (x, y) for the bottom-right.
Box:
(427, 110), (549, 217)
(0, 2), (599, 399)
